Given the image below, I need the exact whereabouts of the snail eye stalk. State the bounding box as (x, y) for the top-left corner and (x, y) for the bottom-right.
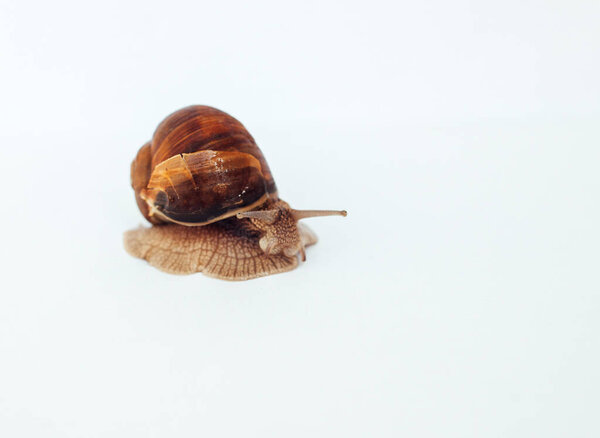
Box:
(291, 209), (347, 221)
(236, 209), (279, 224)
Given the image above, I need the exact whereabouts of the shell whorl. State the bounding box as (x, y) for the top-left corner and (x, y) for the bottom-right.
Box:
(131, 106), (277, 225)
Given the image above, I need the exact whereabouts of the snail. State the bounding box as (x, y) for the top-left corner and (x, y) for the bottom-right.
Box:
(123, 105), (346, 280)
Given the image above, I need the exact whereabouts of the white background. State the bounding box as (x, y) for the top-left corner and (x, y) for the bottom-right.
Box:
(1, 0), (599, 436)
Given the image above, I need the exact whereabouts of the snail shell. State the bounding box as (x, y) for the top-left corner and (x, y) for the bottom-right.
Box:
(131, 105), (277, 225)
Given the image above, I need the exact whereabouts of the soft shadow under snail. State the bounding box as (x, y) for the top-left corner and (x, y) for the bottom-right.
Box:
(124, 105), (346, 280)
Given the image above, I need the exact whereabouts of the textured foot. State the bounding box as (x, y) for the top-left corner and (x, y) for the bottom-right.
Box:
(123, 219), (301, 281)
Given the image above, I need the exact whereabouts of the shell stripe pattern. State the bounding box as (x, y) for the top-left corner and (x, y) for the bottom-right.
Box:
(137, 106), (278, 225)
(143, 150), (270, 225)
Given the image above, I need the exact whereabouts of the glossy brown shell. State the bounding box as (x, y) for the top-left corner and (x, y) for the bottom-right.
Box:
(131, 106), (278, 225)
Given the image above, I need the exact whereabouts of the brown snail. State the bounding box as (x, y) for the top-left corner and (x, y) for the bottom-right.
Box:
(124, 105), (346, 280)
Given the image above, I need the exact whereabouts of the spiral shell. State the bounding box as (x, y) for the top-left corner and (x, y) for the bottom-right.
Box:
(131, 106), (277, 225)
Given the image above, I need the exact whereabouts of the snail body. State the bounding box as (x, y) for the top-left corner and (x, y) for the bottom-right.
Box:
(124, 105), (346, 280)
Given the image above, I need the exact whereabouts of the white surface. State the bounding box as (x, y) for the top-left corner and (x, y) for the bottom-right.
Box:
(1, 1), (599, 437)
